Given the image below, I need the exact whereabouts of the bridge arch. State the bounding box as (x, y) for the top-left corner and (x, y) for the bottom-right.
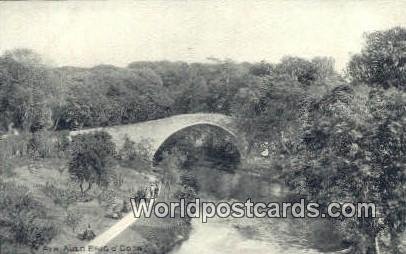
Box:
(151, 122), (244, 166)
(69, 113), (248, 164)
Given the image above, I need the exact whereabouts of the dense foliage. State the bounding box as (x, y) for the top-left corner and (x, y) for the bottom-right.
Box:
(348, 27), (406, 90)
(0, 180), (57, 250)
(283, 85), (406, 253)
(0, 50), (334, 134)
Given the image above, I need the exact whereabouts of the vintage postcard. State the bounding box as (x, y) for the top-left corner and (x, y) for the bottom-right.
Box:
(0, 1), (405, 253)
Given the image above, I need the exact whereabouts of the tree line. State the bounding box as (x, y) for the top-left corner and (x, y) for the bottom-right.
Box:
(0, 48), (336, 133)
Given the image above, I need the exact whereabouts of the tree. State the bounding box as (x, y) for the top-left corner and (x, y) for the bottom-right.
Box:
(69, 131), (116, 195)
(0, 50), (54, 132)
(3, 49), (45, 67)
(231, 75), (309, 154)
(249, 60), (273, 77)
(231, 56), (341, 156)
(275, 56), (319, 86)
(348, 27), (406, 90)
(285, 85), (406, 253)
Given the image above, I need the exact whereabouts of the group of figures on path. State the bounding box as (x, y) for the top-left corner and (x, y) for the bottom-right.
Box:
(144, 181), (160, 201)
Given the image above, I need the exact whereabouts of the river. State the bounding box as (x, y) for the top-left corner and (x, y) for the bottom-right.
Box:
(170, 161), (348, 254)
(172, 218), (323, 254)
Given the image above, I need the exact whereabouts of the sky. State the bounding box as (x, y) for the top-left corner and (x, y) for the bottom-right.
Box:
(0, 0), (405, 71)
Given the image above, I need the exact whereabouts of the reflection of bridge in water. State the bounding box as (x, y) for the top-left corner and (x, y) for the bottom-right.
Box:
(70, 113), (248, 163)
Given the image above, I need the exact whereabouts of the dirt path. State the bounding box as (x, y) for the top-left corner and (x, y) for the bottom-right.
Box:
(78, 183), (161, 253)
(78, 212), (138, 253)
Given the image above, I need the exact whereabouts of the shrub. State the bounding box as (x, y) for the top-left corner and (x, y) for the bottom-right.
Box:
(0, 132), (31, 159)
(0, 159), (16, 177)
(55, 130), (71, 156)
(0, 180), (58, 250)
(119, 137), (137, 161)
(65, 208), (82, 232)
(97, 188), (117, 206)
(41, 181), (78, 208)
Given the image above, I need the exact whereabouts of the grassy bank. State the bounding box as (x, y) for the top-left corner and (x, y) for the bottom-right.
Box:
(0, 156), (172, 253)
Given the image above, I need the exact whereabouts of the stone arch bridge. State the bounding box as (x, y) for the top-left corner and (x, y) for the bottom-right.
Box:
(69, 113), (248, 162)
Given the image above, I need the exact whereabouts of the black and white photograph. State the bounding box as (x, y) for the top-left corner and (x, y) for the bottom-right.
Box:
(0, 1), (405, 253)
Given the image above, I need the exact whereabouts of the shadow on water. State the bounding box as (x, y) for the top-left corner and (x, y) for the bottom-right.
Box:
(155, 126), (349, 253)
(174, 162), (349, 253)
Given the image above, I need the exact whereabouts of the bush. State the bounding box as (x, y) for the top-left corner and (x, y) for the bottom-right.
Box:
(41, 181), (78, 208)
(97, 188), (118, 206)
(65, 208), (82, 232)
(135, 217), (191, 254)
(0, 132), (31, 159)
(0, 131), (70, 163)
(17, 219), (57, 250)
(28, 130), (71, 159)
(119, 137), (137, 161)
(0, 159), (16, 177)
(28, 131), (53, 158)
(0, 180), (58, 250)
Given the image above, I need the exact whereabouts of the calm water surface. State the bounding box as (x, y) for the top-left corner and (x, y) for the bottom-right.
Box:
(171, 162), (346, 254)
